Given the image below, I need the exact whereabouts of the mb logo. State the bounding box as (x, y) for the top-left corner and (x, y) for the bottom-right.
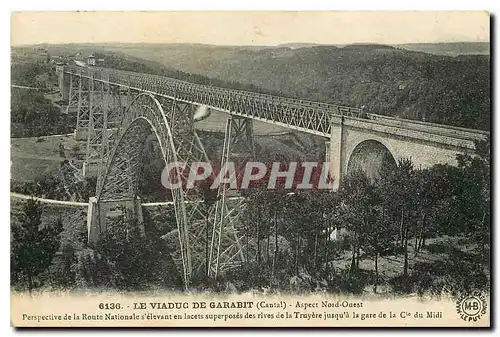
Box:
(456, 292), (487, 323)
(464, 299), (480, 312)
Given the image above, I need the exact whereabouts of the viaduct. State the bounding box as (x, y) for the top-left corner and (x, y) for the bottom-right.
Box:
(52, 64), (488, 287)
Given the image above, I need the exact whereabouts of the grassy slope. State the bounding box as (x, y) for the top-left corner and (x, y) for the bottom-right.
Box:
(10, 136), (65, 182)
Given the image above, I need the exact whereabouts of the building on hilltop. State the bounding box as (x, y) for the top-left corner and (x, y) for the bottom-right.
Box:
(87, 54), (96, 66)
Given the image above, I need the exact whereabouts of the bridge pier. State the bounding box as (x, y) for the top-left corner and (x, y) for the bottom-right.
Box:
(57, 66), (70, 101)
(329, 115), (346, 190)
(209, 115), (254, 278)
(74, 127), (96, 141)
(82, 161), (99, 178)
(87, 196), (144, 243)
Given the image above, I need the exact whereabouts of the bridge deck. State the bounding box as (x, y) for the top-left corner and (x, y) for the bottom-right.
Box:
(61, 65), (488, 146)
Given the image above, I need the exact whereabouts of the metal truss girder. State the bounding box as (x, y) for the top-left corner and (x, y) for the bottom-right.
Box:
(62, 66), (363, 138)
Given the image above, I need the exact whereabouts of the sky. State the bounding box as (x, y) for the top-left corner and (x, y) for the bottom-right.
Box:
(11, 11), (490, 46)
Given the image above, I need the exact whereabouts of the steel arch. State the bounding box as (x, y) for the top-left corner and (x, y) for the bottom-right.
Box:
(96, 92), (205, 287)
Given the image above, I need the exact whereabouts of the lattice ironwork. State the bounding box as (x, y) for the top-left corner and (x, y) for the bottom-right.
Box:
(76, 74), (91, 130)
(95, 93), (213, 287)
(95, 83), (126, 184)
(63, 65), (488, 143)
(208, 116), (255, 278)
(60, 64), (488, 290)
(65, 74), (80, 115)
(85, 77), (104, 168)
(63, 65), (361, 138)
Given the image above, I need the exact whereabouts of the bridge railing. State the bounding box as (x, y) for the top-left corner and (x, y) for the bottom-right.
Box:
(63, 65), (488, 142)
(365, 113), (489, 141)
(63, 65), (361, 136)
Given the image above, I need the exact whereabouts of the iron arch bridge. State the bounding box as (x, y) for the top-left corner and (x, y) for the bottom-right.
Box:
(56, 64), (489, 288)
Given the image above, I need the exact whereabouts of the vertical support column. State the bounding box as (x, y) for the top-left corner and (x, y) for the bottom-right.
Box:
(87, 196), (100, 243)
(97, 82), (111, 185)
(87, 196), (144, 244)
(325, 141), (331, 162)
(84, 75), (110, 178)
(75, 74), (91, 140)
(209, 115), (254, 279)
(329, 115), (346, 191)
(103, 84), (124, 160)
(82, 74), (96, 177)
(65, 75), (80, 115)
(127, 76), (132, 110)
(57, 67), (70, 101)
(230, 116), (256, 164)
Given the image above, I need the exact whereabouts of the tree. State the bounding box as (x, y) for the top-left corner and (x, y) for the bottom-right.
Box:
(412, 166), (450, 253)
(318, 190), (342, 278)
(285, 193), (310, 274)
(377, 158), (416, 276)
(340, 170), (382, 275)
(268, 190), (286, 279)
(48, 243), (77, 288)
(241, 188), (269, 265)
(456, 137), (490, 238)
(94, 212), (182, 290)
(11, 198), (63, 291)
(440, 137), (491, 262)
